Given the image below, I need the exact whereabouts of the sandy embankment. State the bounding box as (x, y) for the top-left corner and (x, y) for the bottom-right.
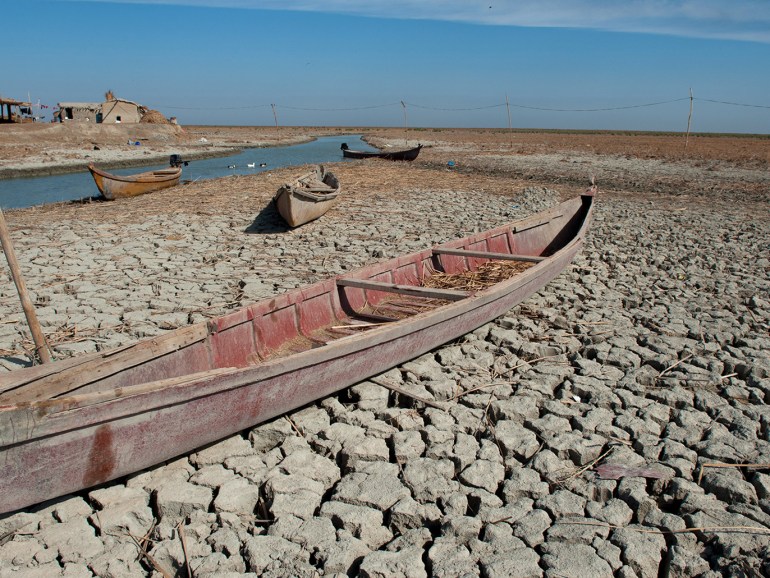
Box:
(0, 123), (340, 179)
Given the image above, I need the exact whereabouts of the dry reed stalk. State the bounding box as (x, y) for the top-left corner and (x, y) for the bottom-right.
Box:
(346, 261), (533, 324)
(424, 260), (534, 292)
(657, 352), (695, 379)
(370, 377), (446, 409)
(330, 322), (386, 330)
(483, 405), (507, 458)
(0, 519), (38, 546)
(285, 415), (306, 438)
(697, 462), (770, 484)
(554, 447), (616, 486)
(559, 329), (614, 338)
(129, 521), (172, 578)
(449, 354), (564, 400)
(370, 302), (435, 317)
(450, 381), (511, 401)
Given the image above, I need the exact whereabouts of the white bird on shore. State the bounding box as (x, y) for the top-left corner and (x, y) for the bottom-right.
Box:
(247, 162), (255, 168)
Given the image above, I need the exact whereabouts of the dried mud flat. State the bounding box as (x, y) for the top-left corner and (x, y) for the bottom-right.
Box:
(0, 125), (769, 578)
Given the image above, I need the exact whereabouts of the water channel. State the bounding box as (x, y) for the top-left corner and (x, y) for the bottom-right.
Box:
(0, 135), (377, 210)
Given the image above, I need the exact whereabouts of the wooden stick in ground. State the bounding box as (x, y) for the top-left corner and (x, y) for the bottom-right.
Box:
(371, 377), (446, 409)
(0, 208), (52, 364)
(176, 522), (192, 578)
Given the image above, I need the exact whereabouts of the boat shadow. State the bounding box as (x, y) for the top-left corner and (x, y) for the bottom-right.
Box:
(244, 200), (292, 234)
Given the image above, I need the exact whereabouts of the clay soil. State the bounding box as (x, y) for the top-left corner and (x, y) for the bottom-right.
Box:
(360, 127), (770, 203)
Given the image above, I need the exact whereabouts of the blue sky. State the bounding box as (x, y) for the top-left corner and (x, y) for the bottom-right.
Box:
(2, 1), (769, 133)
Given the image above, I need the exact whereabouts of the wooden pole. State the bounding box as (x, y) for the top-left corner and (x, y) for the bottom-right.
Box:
(0, 208), (52, 364)
(685, 88), (693, 149)
(505, 93), (513, 148)
(401, 100), (408, 146)
(271, 104), (279, 139)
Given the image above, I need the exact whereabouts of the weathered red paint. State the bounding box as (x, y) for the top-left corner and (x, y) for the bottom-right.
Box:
(83, 425), (116, 487)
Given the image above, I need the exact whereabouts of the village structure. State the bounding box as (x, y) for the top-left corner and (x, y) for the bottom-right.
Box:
(0, 91), (172, 124)
(54, 98), (144, 123)
(0, 97), (33, 123)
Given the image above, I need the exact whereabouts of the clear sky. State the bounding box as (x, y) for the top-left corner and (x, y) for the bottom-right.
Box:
(2, 0), (769, 133)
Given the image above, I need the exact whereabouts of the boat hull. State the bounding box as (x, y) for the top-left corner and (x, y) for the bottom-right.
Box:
(88, 164), (182, 200)
(0, 194), (593, 514)
(273, 167), (341, 227)
(341, 145), (422, 161)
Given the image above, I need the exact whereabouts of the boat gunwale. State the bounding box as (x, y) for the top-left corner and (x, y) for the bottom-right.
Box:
(87, 164), (182, 184)
(286, 187), (341, 203)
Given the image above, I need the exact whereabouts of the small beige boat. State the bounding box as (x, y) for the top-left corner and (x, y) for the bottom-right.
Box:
(88, 155), (186, 200)
(273, 165), (341, 227)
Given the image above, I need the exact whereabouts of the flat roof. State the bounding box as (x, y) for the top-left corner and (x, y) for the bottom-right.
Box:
(0, 98), (31, 106)
(57, 102), (101, 108)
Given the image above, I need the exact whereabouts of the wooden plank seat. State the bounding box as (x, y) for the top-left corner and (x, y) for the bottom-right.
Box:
(298, 177), (335, 192)
(512, 215), (561, 233)
(432, 248), (546, 263)
(337, 278), (470, 301)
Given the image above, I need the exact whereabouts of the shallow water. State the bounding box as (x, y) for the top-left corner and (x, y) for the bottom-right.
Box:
(0, 135), (377, 210)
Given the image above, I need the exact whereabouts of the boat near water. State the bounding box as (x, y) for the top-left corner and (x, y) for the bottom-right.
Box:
(0, 191), (594, 514)
(87, 154), (187, 200)
(341, 142), (422, 161)
(273, 165), (341, 227)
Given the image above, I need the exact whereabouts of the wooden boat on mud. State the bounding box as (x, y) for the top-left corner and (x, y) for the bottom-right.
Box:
(341, 142), (422, 161)
(0, 192), (594, 514)
(88, 155), (187, 200)
(273, 165), (341, 227)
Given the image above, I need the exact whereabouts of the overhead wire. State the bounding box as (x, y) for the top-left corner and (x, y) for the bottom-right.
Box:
(696, 98), (770, 110)
(153, 95), (768, 117)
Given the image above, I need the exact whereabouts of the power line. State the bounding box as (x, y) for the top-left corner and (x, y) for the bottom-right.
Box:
(403, 102), (506, 111)
(159, 104), (272, 110)
(154, 96), (768, 114)
(696, 98), (770, 110)
(279, 102), (401, 111)
(504, 97), (691, 113)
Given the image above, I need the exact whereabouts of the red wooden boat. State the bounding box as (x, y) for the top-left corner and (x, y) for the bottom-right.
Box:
(0, 192), (594, 514)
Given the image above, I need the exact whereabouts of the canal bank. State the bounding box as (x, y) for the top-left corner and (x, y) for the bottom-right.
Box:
(0, 135), (377, 209)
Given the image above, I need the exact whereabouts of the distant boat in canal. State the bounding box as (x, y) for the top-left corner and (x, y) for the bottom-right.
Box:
(340, 142), (422, 161)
